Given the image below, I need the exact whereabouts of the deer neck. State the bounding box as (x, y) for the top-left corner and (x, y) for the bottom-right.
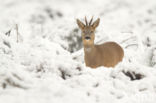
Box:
(84, 44), (95, 53)
(84, 44), (97, 67)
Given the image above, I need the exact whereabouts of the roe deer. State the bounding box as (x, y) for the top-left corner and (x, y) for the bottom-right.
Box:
(76, 17), (124, 68)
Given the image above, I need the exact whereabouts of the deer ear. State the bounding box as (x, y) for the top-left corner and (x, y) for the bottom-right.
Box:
(92, 18), (100, 29)
(77, 19), (85, 29)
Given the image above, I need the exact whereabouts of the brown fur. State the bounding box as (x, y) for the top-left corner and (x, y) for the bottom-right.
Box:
(77, 17), (124, 68)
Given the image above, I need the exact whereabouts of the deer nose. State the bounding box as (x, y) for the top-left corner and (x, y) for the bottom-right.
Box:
(85, 36), (91, 40)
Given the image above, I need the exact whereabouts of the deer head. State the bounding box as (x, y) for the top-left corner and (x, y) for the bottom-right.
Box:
(76, 17), (100, 48)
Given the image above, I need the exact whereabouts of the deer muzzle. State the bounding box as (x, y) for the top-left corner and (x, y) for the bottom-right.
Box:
(85, 36), (91, 40)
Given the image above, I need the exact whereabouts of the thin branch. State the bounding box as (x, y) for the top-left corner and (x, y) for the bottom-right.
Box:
(15, 24), (19, 43)
(120, 36), (136, 44)
(125, 44), (138, 49)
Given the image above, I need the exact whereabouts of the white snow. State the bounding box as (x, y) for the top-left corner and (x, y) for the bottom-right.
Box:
(0, 0), (156, 103)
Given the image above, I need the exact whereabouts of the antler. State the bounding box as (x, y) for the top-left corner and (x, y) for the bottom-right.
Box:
(85, 16), (88, 26)
(89, 16), (93, 26)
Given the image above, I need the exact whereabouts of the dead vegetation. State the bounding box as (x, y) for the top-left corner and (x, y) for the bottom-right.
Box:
(122, 70), (145, 81)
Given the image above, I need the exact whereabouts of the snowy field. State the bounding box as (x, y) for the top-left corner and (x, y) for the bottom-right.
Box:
(0, 0), (156, 103)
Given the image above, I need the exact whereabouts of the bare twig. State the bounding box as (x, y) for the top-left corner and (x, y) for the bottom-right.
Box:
(15, 24), (19, 43)
(120, 36), (136, 44)
(125, 44), (138, 49)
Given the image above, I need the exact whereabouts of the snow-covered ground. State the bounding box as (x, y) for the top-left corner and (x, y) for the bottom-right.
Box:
(0, 0), (156, 103)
